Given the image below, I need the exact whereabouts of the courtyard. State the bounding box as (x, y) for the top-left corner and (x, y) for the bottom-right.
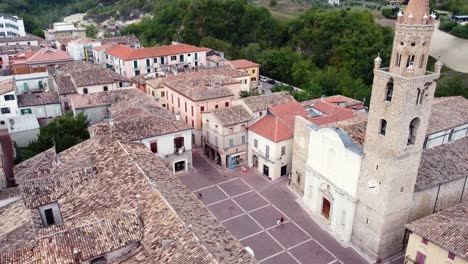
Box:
(181, 150), (371, 264)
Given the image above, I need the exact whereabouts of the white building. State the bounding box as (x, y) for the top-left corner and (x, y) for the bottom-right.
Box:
(0, 14), (26, 37)
(8, 114), (40, 147)
(0, 35), (43, 47)
(0, 79), (19, 129)
(67, 38), (101, 61)
(295, 116), (362, 242)
(13, 72), (49, 94)
(248, 101), (312, 180)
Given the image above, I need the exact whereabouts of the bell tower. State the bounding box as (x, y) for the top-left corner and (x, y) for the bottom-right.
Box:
(351, 0), (442, 260)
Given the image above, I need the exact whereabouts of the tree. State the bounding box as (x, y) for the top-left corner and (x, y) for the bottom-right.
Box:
(16, 113), (90, 163)
(86, 24), (99, 38)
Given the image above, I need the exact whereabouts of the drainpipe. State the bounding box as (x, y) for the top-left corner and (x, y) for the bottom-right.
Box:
(460, 176), (468, 203)
(433, 184), (441, 213)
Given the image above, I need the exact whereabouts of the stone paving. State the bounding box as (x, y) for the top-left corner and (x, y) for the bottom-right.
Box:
(181, 150), (371, 264)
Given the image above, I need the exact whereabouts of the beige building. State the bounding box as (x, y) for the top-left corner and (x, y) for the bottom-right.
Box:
(248, 101), (313, 180)
(161, 67), (250, 145)
(43, 22), (85, 41)
(404, 202), (468, 264)
(202, 105), (251, 169)
(230, 59), (260, 89)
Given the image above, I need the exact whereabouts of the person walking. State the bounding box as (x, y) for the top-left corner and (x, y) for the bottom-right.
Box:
(276, 219), (281, 226)
(198, 192), (203, 199)
(280, 216), (285, 225)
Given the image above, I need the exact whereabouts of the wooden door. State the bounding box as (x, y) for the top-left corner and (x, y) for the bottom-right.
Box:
(322, 198), (331, 219)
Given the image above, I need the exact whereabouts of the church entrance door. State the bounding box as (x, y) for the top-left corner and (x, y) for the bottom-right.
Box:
(322, 198), (331, 219)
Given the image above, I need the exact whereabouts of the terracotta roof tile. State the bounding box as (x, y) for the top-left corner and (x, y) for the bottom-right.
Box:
(242, 92), (295, 113)
(25, 47), (73, 64)
(17, 92), (60, 107)
(53, 75), (76, 95)
(106, 43), (209, 60)
(427, 96), (468, 135)
(0, 199), (35, 254)
(415, 137), (468, 191)
(406, 201), (468, 258)
(230, 59), (259, 69)
(211, 105), (252, 126)
(0, 78), (15, 95)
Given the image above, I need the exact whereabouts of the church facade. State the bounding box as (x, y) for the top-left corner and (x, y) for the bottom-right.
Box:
(290, 0), (468, 261)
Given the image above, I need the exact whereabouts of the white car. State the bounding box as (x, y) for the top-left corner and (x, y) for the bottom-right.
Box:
(260, 76), (268, 82)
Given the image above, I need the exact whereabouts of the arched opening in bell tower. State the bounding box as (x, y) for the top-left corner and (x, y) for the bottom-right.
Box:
(385, 78), (394, 102)
(407, 117), (420, 145)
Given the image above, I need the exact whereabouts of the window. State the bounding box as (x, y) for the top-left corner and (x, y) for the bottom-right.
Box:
(265, 145), (270, 159)
(178, 98), (180, 107)
(416, 252), (426, 264)
(241, 135), (245, 144)
(406, 54), (415, 68)
(171, 94), (173, 103)
(1, 107), (10, 114)
(281, 146), (286, 156)
(215, 105), (218, 109)
(191, 120), (194, 127)
(194, 53), (198, 60)
(185, 116), (188, 123)
(200, 106), (205, 112)
(179, 54), (184, 63)
(395, 53), (401, 67)
(448, 129), (454, 142)
(133, 60), (138, 69)
(103, 86), (108, 92)
(229, 127), (234, 133)
(90, 257), (106, 264)
(379, 119), (387, 135)
(154, 58), (157, 63)
(44, 208), (55, 226)
(185, 102), (187, 112)
(225, 102), (229, 107)
(161, 91), (165, 97)
(385, 78), (393, 102)
(408, 117), (420, 145)
(191, 106), (194, 116)
(150, 142), (158, 153)
(21, 108), (32, 115)
(174, 137), (184, 149)
(160, 56), (165, 64)
(416, 88), (421, 105)
(4, 94), (15, 101)
(146, 59), (150, 67)
(252, 69), (256, 73)
(419, 54), (425, 68)
(422, 238), (428, 245)
(448, 252), (456, 260)
(171, 55), (177, 61)
(54, 105), (61, 114)
(83, 88), (88, 94)
(254, 139), (258, 148)
(229, 138), (234, 147)
(147, 68), (151, 73)
(134, 70), (140, 76)
(0, 121), (4, 125)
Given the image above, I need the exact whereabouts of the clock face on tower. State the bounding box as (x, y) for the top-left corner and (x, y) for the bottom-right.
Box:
(367, 179), (380, 194)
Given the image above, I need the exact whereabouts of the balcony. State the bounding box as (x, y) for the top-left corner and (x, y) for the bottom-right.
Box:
(174, 146), (185, 155)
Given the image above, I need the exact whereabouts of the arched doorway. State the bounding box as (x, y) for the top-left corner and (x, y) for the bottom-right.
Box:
(252, 155), (258, 168)
(322, 198), (331, 219)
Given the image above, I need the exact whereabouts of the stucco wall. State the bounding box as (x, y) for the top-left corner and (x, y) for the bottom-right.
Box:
(405, 233), (468, 264)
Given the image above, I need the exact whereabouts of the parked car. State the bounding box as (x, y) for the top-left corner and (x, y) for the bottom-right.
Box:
(260, 76), (268, 82)
(267, 79), (276, 85)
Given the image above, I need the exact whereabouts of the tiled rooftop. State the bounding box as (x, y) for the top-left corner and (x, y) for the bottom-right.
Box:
(106, 43), (209, 60)
(0, 199), (35, 254)
(50, 61), (129, 95)
(0, 34), (44, 44)
(1, 137), (255, 263)
(241, 92), (295, 113)
(249, 101), (311, 143)
(0, 78), (15, 95)
(406, 201), (468, 259)
(229, 59), (259, 69)
(427, 96), (468, 135)
(69, 88), (140, 109)
(211, 105), (252, 126)
(163, 68), (241, 101)
(24, 47), (73, 64)
(415, 137), (468, 191)
(301, 95), (366, 111)
(207, 55), (227, 62)
(17, 92), (60, 107)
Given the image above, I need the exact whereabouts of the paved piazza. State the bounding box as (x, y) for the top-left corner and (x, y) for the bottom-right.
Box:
(180, 151), (375, 264)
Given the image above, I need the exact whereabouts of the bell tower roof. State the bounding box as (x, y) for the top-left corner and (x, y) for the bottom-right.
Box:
(401, 0), (430, 24)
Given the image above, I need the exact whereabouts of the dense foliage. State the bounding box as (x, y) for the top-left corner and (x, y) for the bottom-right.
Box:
(15, 113), (90, 163)
(122, 3), (395, 102)
(439, 19), (468, 39)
